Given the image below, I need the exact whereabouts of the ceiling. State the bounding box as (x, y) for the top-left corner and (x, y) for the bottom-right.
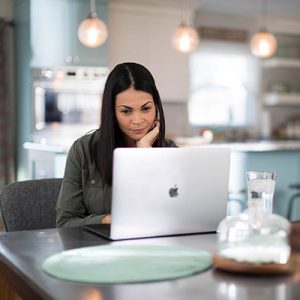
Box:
(115, 0), (300, 18)
(192, 0), (300, 17)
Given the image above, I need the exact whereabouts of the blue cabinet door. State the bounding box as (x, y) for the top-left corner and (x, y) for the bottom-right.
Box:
(230, 150), (300, 219)
(246, 151), (300, 219)
(72, 0), (108, 66)
(31, 0), (71, 67)
(30, 0), (108, 67)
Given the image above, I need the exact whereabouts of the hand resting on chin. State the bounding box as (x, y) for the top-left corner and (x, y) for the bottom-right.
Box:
(136, 120), (160, 148)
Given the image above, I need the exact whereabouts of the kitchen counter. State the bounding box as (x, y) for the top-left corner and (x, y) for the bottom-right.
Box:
(217, 140), (300, 152)
(22, 139), (300, 219)
(23, 142), (68, 179)
(23, 142), (67, 154)
(23, 138), (300, 163)
(23, 139), (300, 155)
(174, 137), (300, 152)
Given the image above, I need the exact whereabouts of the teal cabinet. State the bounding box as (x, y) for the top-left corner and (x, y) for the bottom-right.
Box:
(246, 151), (300, 217)
(13, 0), (108, 180)
(30, 0), (108, 67)
(71, 0), (108, 66)
(229, 150), (300, 219)
(14, 0), (32, 180)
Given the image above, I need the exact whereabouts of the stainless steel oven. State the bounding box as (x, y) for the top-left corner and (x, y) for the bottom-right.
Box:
(31, 66), (108, 146)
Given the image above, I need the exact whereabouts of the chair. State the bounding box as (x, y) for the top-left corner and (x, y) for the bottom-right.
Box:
(287, 183), (300, 221)
(0, 178), (62, 232)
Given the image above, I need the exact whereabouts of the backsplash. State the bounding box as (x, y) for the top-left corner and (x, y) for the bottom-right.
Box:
(163, 101), (256, 141)
(163, 100), (300, 142)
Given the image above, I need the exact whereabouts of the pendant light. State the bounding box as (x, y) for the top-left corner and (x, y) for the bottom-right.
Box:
(250, 0), (277, 58)
(172, 0), (199, 53)
(77, 0), (108, 48)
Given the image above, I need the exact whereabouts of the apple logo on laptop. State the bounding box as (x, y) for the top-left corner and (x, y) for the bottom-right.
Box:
(169, 184), (179, 198)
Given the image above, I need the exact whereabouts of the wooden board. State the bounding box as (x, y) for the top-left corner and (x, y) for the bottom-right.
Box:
(213, 253), (292, 275)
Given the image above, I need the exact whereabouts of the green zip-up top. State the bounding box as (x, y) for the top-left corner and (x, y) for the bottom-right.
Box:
(56, 130), (176, 228)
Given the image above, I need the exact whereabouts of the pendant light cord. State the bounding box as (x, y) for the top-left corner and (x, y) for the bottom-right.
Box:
(180, 0), (192, 27)
(89, 0), (97, 18)
(90, 0), (96, 13)
(187, 0), (191, 27)
(261, 0), (267, 31)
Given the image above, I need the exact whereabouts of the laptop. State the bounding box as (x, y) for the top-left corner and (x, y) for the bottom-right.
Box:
(84, 146), (231, 240)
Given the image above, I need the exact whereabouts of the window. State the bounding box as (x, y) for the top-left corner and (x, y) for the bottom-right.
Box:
(189, 41), (259, 127)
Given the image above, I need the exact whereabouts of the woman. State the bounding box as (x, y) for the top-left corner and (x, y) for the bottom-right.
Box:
(56, 62), (177, 228)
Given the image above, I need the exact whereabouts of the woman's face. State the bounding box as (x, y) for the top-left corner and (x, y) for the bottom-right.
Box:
(115, 87), (156, 146)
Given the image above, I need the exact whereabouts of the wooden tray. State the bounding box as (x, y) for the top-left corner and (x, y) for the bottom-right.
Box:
(213, 253), (292, 275)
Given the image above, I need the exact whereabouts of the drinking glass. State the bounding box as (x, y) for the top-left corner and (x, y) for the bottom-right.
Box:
(246, 171), (276, 214)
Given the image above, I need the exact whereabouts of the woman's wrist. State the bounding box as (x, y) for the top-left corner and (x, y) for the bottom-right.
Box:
(136, 140), (151, 148)
(101, 214), (111, 224)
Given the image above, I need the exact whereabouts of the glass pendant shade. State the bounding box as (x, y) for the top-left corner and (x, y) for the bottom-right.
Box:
(77, 0), (107, 48)
(250, 30), (277, 58)
(78, 12), (108, 48)
(172, 24), (199, 53)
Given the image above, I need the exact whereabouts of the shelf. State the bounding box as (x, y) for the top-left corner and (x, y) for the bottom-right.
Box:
(264, 93), (300, 106)
(263, 58), (300, 69)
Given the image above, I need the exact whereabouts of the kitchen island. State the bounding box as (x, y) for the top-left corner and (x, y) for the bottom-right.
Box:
(176, 138), (300, 220)
(23, 139), (300, 220)
(228, 144), (300, 220)
(175, 137), (300, 151)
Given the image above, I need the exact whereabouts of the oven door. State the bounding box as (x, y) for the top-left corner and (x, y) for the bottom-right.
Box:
(32, 78), (104, 145)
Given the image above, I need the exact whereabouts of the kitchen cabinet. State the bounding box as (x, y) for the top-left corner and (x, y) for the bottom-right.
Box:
(264, 92), (300, 106)
(23, 142), (67, 179)
(262, 34), (300, 107)
(30, 0), (108, 67)
(13, 0), (108, 180)
(260, 34), (300, 139)
(263, 58), (300, 69)
(229, 150), (300, 220)
(22, 139), (300, 220)
(263, 57), (300, 106)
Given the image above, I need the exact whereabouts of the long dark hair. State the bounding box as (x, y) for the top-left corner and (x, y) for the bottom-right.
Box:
(93, 62), (167, 186)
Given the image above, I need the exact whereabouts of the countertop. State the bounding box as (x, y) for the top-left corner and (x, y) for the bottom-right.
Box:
(174, 137), (300, 152)
(23, 142), (69, 154)
(23, 139), (300, 154)
(217, 140), (300, 152)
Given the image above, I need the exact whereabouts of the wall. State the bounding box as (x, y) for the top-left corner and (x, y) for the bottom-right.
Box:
(108, 3), (300, 138)
(195, 10), (300, 36)
(0, 0), (12, 18)
(0, 0), (15, 178)
(108, 2), (300, 138)
(195, 11), (300, 139)
(8, 0), (300, 146)
(108, 0), (189, 102)
(108, 0), (198, 137)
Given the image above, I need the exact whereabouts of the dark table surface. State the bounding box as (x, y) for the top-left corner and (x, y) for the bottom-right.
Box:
(1, 227), (300, 300)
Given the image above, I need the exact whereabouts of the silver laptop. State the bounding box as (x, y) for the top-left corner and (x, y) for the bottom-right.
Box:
(84, 146), (231, 240)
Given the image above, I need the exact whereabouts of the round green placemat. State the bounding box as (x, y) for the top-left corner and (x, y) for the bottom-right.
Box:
(42, 244), (212, 283)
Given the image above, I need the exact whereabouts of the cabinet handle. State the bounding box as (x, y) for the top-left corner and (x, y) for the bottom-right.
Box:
(65, 56), (72, 63)
(73, 56), (79, 63)
(228, 189), (247, 195)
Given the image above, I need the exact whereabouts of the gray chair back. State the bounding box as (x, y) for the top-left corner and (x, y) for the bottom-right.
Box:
(0, 178), (62, 232)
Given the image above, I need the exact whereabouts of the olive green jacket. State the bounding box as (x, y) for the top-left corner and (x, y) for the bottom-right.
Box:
(56, 130), (177, 228)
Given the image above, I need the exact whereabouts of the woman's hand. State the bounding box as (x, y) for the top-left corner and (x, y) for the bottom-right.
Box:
(101, 214), (112, 224)
(136, 120), (160, 148)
